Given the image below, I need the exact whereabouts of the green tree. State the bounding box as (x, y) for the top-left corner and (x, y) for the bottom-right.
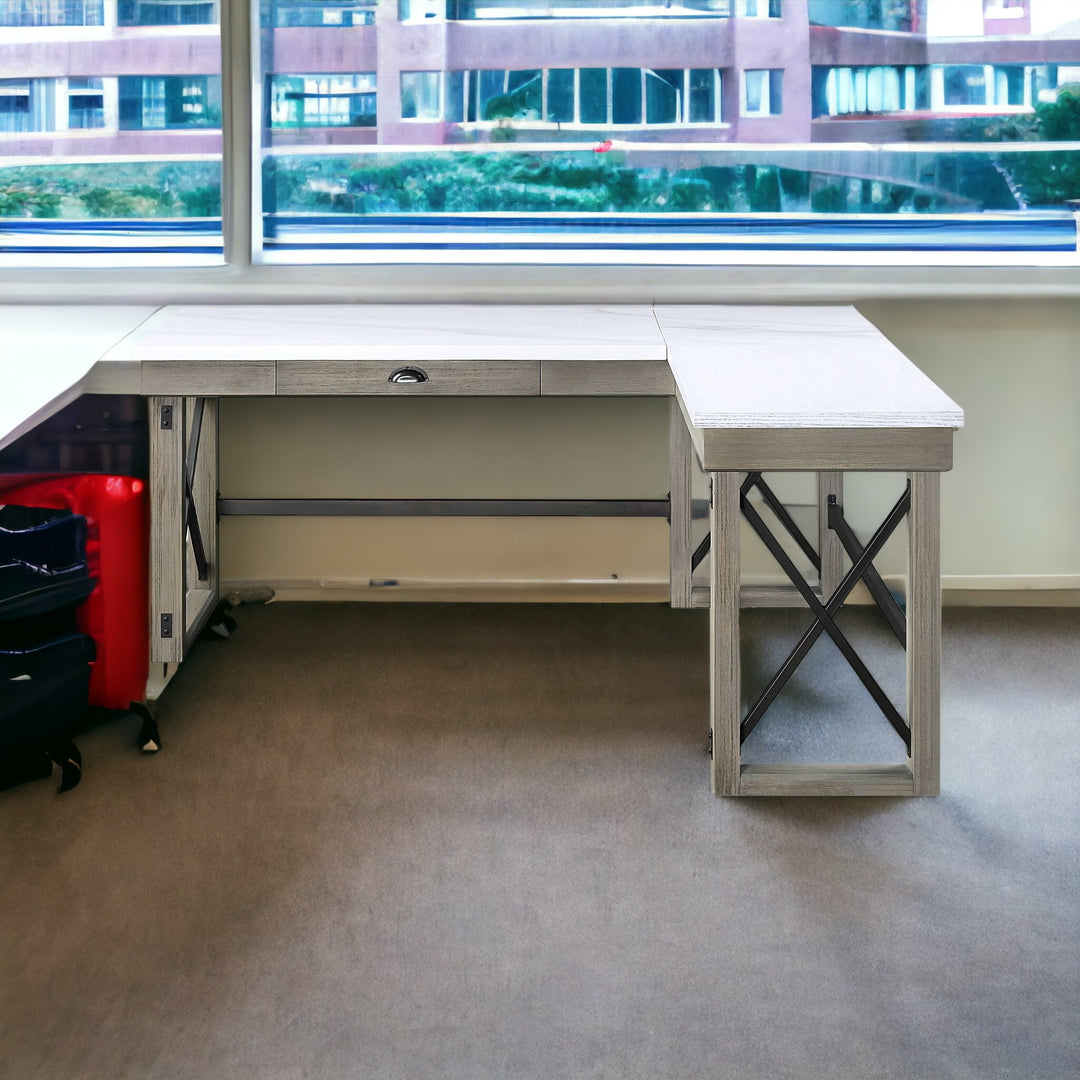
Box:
(1034, 83), (1080, 141)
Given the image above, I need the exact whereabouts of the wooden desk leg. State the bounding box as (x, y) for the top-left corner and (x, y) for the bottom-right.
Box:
(149, 395), (185, 666)
(710, 471), (742, 796)
(818, 471), (844, 600)
(669, 397), (694, 609)
(907, 471), (941, 796)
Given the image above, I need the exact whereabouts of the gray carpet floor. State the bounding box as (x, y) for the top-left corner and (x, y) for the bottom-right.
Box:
(2, 602), (1078, 1080)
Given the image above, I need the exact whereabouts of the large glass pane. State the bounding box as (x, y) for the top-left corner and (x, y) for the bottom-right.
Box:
(688, 68), (718, 123)
(0, 0), (222, 260)
(579, 68), (607, 124)
(546, 68), (574, 123)
(255, 0), (1080, 260)
(645, 70), (681, 125)
(611, 68), (641, 125)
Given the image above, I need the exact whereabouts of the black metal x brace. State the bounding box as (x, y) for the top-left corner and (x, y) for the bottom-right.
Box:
(739, 476), (912, 749)
(183, 397), (209, 583)
(689, 472), (912, 749)
(690, 472), (822, 575)
(827, 494), (907, 647)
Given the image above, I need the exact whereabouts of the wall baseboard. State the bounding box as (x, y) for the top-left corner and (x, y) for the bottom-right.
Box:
(222, 575), (1080, 607)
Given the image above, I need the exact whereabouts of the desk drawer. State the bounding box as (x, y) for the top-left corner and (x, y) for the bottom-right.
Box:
(276, 361), (539, 396)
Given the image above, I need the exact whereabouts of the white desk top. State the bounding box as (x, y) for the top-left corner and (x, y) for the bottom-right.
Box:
(657, 305), (964, 430)
(108, 304), (668, 363)
(1, 305), (964, 456)
(0, 306), (156, 454)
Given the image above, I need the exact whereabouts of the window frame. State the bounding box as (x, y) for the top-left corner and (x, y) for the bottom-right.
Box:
(1, 0), (1079, 305)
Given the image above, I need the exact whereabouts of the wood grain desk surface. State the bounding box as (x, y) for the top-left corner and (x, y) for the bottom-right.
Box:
(0, 306), (155, 454)
(109, 305), (668, 363)
(1, 305), (963, 455)
(658, 305), (964, 430)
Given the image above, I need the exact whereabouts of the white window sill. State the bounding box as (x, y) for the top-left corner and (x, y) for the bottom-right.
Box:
(3, 258), (1080, 304)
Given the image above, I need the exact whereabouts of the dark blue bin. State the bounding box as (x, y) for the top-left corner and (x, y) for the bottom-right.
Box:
(0, 633), (96, 753)
(0, 505), (95, 620)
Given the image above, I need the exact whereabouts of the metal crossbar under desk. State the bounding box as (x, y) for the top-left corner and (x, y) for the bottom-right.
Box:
(658, 305), (964, 798)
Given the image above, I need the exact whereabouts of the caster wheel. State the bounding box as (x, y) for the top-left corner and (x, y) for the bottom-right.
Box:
(49, 741), (83, 793)
(203, 600), (237, 641)
(131, 703), (161, 753)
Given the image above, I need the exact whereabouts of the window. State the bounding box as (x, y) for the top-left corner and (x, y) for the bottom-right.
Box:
(266, 2), (376, 27)
(742, 69), (783, 116)
(118, 75), (220, 129)
(400, 1), (737, 19)
(66, 76), (104, 128)
(269, 74), (376, 129)
(427, 67), (723, 127)
(808, 1), (921, 33)
(251, 2), (1079, 262)
(0, 0), (103, 25)
(0, 6), (222, 259)
(0, 80), (34, 133)
(117, 1), (217, 25)
(3, 0), (1080, 272)
(400, 71), (441, 119)
(737, 0), (780, 16)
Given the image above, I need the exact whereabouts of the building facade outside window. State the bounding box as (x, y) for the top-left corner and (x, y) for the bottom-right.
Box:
(2, 0), (1080, 264)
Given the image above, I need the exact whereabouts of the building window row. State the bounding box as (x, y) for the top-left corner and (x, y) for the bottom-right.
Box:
(806, 0), (922, 34)
(0, 76), (104, 131)
(0, 0), (216, 26)
(0, 0), (103, 25)
(0, 73), (219, 133)
(398, 1), (740, 21)
(119, 74), (219, 128)
(264, 1), (377, 28)
(117, 1), (216, 25)
(401, 67), (725, 126)
(812, 63), (1076, 117)
(269, 73), (377, 128)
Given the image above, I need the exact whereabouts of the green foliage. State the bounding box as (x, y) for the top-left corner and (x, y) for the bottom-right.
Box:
(1005, 149), (1080, 206)
(668, 178), (712, 212)
(1034, 83), (1080, 141)
(0, 160), (220, 220)
(0, 184), (62, 218)
(179, 185), (221, 217)
(811, 183), (846, 213)
(778, 168), (810, 200)
(81, 187), (137, 216)
(748, 166), (781, 212)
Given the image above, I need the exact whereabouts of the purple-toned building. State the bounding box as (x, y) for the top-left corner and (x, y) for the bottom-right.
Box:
(2, 0), (1079, 159)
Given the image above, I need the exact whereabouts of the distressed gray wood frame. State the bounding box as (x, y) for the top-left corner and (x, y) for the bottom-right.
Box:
(149, 395), (222, 667)
(668, 397), (695, 609)
(695, 459), (946, 798)
(149, 396), (185, 666)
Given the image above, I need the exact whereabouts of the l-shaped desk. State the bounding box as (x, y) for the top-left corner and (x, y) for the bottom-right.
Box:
(1, 304), (963, 796)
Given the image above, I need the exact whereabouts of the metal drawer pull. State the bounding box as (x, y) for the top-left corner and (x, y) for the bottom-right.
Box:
(388, 366), (428, 384)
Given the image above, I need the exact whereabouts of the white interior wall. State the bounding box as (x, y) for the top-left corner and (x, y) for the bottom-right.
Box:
(218, 299), (1080, 602)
